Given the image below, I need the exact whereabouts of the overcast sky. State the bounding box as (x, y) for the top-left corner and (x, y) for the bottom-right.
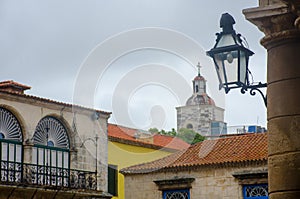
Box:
(0, 0), (267, 132)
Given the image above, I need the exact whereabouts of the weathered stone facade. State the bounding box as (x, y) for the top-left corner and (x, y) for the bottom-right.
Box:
(177, 104), (224, 136)
(0, 82), (112, 198)
(121, 133), (268, 199)
(124, 163), (267, 199)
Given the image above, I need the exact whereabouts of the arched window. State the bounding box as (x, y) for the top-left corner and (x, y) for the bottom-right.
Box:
(163, 189), (190, 199)
(0, 107), (23, 183)
(243, 184), (268, 199)
(186, 124), (193, 129)
(33, 116), (69, 148)
(32, 116), (70, 187)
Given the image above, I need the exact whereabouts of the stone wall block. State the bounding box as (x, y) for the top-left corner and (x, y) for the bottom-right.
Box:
(268, 191), (300, 199)
(268, 116), (300, 155)
(268, 152), (300, 193)
(267, 40), (300, 83)
(267, 79), (300, 119)
(267, 38), (300, 119)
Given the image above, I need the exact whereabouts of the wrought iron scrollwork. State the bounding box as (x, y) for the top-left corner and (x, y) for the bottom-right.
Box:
(23, 164), (70, 188)
(70, 170), (97, 190)
(244, 184), (268, 197)
(1, 161), (8, 182)
(241, 82), (267, 107)
(163, 189), (190, 199)
(3, 163), (97, 190)
(0, 161), (22, 183)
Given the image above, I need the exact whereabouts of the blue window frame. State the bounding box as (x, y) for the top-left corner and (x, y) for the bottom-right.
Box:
(163, 189), (190, 199)
(243, 184), (268, 199)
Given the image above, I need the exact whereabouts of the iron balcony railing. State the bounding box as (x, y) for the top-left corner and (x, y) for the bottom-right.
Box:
(0, 160), (97, 190)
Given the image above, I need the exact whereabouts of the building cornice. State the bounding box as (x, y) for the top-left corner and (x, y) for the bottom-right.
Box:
(232, 169), (268, 180)
(154, 178), (195, 191)
(108, 136), (178, 153)
(0, 90), (111, 118)
(243, 2), (300, 49)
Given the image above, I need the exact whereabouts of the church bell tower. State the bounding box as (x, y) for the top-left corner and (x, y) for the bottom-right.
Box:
(176, 62), (227, 137)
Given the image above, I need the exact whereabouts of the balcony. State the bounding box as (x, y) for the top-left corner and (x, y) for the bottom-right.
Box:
(0, 160), (97, 189)
(0, 159), (114, 198)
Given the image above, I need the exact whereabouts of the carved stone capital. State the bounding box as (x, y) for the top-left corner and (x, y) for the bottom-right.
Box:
(280, 0), (300, 14)
(277, 1), (300, 30)
(243, 4), (293, 34)
(243, 3), (300, 49)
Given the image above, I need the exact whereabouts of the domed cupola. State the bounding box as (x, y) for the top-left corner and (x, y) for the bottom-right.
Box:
(186, 62), (215, 106)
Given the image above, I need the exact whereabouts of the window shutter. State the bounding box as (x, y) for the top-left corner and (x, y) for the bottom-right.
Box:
(108, 164), (118, 196)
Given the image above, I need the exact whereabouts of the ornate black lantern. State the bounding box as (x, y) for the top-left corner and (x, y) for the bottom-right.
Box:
(207, 13), (267, 106)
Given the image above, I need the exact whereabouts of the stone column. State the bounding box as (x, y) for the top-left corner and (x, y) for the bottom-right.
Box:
(244, 1), (300, 199)
(23, 142), (34, 164)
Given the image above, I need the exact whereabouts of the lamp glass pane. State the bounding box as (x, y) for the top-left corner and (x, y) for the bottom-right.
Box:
(216, 34), (236, 47)
(213, 53), (226, 89)
(214, 50), (238, 85)
(239, 50), (247, 85)
(224, 50), (238, 84)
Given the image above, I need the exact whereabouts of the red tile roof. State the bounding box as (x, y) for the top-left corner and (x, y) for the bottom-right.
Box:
(152, 134), (189, 150)
(120, 132), (268, 174)
(0, 80), (31, 94)
(108, 124), (190, 151)
(108, 124), (137, 142)
(0, 80), (31, 89)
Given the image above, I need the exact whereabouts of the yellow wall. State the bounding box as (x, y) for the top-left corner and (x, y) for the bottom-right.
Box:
(108, 141), (173, 199)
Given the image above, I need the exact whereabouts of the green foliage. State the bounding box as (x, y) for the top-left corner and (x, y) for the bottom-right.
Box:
(148, 127), (205, 144)
(148, 127), (159, 133)
(149, 128), (177, 136)
(162, 128), (176, 137)
(177, 128), (205, 144)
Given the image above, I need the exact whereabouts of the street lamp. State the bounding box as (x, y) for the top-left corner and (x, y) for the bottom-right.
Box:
(80, 135), (99, 187)
(207, 13), (267, 107)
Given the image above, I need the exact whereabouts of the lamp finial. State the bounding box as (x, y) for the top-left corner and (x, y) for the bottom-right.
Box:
(220, 13), (236, 34)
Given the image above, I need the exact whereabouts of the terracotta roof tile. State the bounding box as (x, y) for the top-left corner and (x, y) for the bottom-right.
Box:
(152, 134), (190, 150)
(120, 133), (268, 174)
(0, 80), (31, 94)
(108, 124), (137, 142)
(108, 124), (190, 151)
(0, 80), (31, 90)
